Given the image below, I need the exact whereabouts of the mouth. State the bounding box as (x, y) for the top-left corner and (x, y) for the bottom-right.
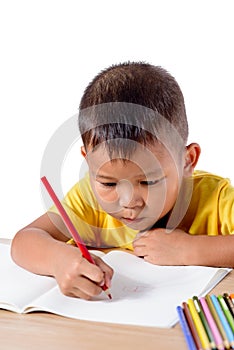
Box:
(121, 217), (144, 224)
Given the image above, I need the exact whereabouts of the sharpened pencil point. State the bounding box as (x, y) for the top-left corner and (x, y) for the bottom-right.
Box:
(104, 288), (112, 299)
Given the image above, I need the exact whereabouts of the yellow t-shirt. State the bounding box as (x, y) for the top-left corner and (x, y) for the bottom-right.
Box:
(48, 171), (234, 249)
(178, 171), (234, 236)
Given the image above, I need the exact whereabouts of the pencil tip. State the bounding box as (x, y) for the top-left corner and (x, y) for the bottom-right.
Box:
(103, 286), (112, 299)
(105, 291), (112, 299)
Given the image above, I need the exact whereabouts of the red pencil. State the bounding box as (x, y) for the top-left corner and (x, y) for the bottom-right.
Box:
(41, 176), (112, 299)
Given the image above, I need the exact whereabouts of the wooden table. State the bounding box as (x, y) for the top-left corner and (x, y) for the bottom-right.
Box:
(0, 239), (233, 350)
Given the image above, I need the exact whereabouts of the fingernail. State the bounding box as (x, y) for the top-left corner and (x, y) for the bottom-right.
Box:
(106, 278), (111, 288)
(99, 280), (105, 287)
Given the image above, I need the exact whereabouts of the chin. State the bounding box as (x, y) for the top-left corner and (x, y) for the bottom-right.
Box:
(123, 221), (151, 232)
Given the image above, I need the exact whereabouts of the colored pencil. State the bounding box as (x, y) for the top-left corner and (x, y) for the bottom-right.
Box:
(218, 295), (234, 332)
(200, 297), (225, 350)
(210, 295), (234, 347)
(223, 293), (234, 318)
(192, 296), (216, 350)
(205, 295), (230, 349)
(182, 302), (203, 350)
(177, 306), (197, 350)
(41, 176), (112, 299)
(187, 299), (211, 350)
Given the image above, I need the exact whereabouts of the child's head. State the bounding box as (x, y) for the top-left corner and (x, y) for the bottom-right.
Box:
(79, 62), (188, 156)
(78, 62), (200, 231)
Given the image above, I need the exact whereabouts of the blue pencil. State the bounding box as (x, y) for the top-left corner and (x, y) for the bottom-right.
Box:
(210, 294), (234, 348)
(177, 305), (197, 350)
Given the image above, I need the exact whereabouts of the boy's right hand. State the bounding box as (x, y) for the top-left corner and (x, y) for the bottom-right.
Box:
(52, 243), (113, 300)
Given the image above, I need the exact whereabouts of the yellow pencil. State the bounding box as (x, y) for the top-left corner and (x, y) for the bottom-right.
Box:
(187, 299), (211, 350)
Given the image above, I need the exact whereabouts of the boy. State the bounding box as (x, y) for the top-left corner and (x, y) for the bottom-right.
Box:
(11, 62), (234, 300)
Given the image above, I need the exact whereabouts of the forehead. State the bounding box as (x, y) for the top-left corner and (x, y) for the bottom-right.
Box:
(86, 141), (177, 175)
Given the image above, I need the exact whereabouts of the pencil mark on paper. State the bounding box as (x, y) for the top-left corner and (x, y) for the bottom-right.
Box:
(121, 285), (152, 293)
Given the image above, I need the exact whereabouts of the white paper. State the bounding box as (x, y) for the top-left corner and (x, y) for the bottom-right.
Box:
(0, 243), (231, 328)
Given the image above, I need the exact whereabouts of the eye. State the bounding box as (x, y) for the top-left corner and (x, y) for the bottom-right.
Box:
(100, 182), (117, 187)
(140, 177), (165, 186)
(140, 180), (158, 186)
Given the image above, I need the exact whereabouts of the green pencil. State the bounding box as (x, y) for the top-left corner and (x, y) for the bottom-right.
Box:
(218, 295), (234, 333)
(193, 296), (216, 350)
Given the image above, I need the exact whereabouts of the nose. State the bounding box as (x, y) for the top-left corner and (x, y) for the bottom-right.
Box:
(117, 180), (144, 208)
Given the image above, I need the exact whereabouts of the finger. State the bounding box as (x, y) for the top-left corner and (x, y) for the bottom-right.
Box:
(79, 258), (105, 285)
(94, 256), (114, 288)
(132, 237), (146, 248)
(133, 231), (149, 243)
(67, 286), (101, 300)
(143, 255), (156, 265)
(65, 289), (92, 300)
(71, 275), (103, 299)
(133, 245), (148, 257)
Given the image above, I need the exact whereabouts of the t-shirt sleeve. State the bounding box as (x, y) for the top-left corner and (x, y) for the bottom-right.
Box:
(218, 179), (234, 235)
(48, 174), (102, 246)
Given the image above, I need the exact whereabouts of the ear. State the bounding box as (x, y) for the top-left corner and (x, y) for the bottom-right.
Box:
(183, 143), (201, 177)
(80, 146), (87, 158)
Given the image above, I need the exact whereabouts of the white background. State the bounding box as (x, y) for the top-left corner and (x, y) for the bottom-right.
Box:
(0, 0), (233, 238)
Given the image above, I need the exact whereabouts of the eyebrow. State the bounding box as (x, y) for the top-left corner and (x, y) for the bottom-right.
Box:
(95, 175), (118, 181)
(95, 170), (164, 181)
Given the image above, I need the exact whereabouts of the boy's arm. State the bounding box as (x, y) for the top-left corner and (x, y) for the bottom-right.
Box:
(11, 213), (113, 299)
(133, 229), (234, 268)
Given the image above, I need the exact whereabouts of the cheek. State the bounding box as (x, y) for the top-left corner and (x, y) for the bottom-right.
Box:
(90, 181), (119, 207)
(146, 178), (178, 218)
(164, 177), (179, 207)
(147, 183), (167, 212)
(96, 186), (118, 203)
(95, 187), (122, 214)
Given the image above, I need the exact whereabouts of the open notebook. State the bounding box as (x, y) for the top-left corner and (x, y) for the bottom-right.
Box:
(0, 243), (231, 328)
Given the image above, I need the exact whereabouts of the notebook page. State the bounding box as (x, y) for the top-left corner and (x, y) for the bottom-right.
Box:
(0, 243), (56, 312)
(23, 250), (231, 327)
